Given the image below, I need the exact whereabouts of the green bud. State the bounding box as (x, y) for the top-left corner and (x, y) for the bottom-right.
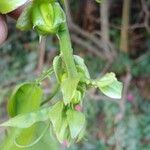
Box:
(71, 90), (82, 104)
(32, 2), (65, 35)
(61, 73), (68, 82)
(36, 0), (55, 3)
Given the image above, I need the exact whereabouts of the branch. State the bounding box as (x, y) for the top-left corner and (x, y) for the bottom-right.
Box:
(115, 68), (132, 123)
(36, 36), (46, 75)
(71, 34), (105, 60)
(130, 0), (150, 32)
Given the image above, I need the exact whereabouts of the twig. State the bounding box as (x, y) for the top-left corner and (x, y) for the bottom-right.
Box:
(36, 36), (46, 75)
(71, 34), (105, 60)
(130, 0), (150, 32)
(141, 0), (150, 32)
(115, 68), (132, 123)
(114, 68), (132, 150)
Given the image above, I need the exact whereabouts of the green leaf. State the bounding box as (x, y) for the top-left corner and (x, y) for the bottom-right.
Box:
(0, 107), (50, 128)
(0, 122), (59, 150)
(32, 123), (59, 150)
(95, 0), (103, 3)
(28, 122), (59, 150)
(36, 0), (55, 4)
(0, 128), (34, 150)
(49, 101), (69, 143)
(56, 117), (68, 143)
(96, 73), (123, 99)
(7, 82), (43, 117)
(16, 2), (33, 31)
(1, 81), (44, 150)
(76, 125), (86, 142)
(74, 55), (90, 79)
(1, 82), (43, 150)
(53, 2), (66, 31)
(67, 109), (85, 139)
(14, 123), (50, 148)
(49, 101), (64, 133)
(0, 0), (28, 14)
(53, 56), (64, 82)
(97, 72), (117, 87)
(61, 77), (79, 105)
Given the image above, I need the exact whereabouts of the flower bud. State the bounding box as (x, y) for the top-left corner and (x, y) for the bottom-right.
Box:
(71, 90), (82, 104)
(75, 105), (82, 112)
(32, 2), (65, 35)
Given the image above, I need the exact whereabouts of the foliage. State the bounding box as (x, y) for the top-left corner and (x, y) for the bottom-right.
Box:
(0, 0), (123, 149)
(0, 0), (149, 150)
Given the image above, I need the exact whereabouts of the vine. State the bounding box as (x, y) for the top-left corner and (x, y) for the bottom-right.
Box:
(0, 0), (123, 148)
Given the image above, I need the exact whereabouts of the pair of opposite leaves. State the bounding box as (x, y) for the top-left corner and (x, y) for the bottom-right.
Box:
(53, 54), (123, 105)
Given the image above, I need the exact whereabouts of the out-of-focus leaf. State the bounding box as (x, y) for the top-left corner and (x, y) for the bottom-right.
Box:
(16, 2), (33, 31)
(67, 109), (85, 139)
(7, 82), (43, 117)
(29, 123), (59, 150)
(0, 107), (50, 128)
(0, 0), (28, 14)
(0, 82), (43, 150)
(0, 123), (59, 150)
(53, 2), (66, 31)
(53, 56), (64, 82)
(74, 55), (90, 79)
(61, 77), (79, 105)
(56, 117), (68, 143)
(95, 73), (123, 99)
(95, 0), (103, 3)
(49, 101), (64, 134)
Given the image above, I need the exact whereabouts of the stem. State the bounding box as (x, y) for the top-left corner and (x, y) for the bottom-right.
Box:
(37, 36), (46, 75)
(36, 67), (53, 83)
(57, 24), (78, 78)
(120, 0), (131, 53)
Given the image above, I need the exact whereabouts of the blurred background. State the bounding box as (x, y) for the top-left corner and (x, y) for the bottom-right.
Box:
(0, 0), (150, 149)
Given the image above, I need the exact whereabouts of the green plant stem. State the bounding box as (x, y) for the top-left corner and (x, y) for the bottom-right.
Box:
(57, 24), (78, 78)
(41, 83), (60, 106)
(36, 67), (53, 83)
